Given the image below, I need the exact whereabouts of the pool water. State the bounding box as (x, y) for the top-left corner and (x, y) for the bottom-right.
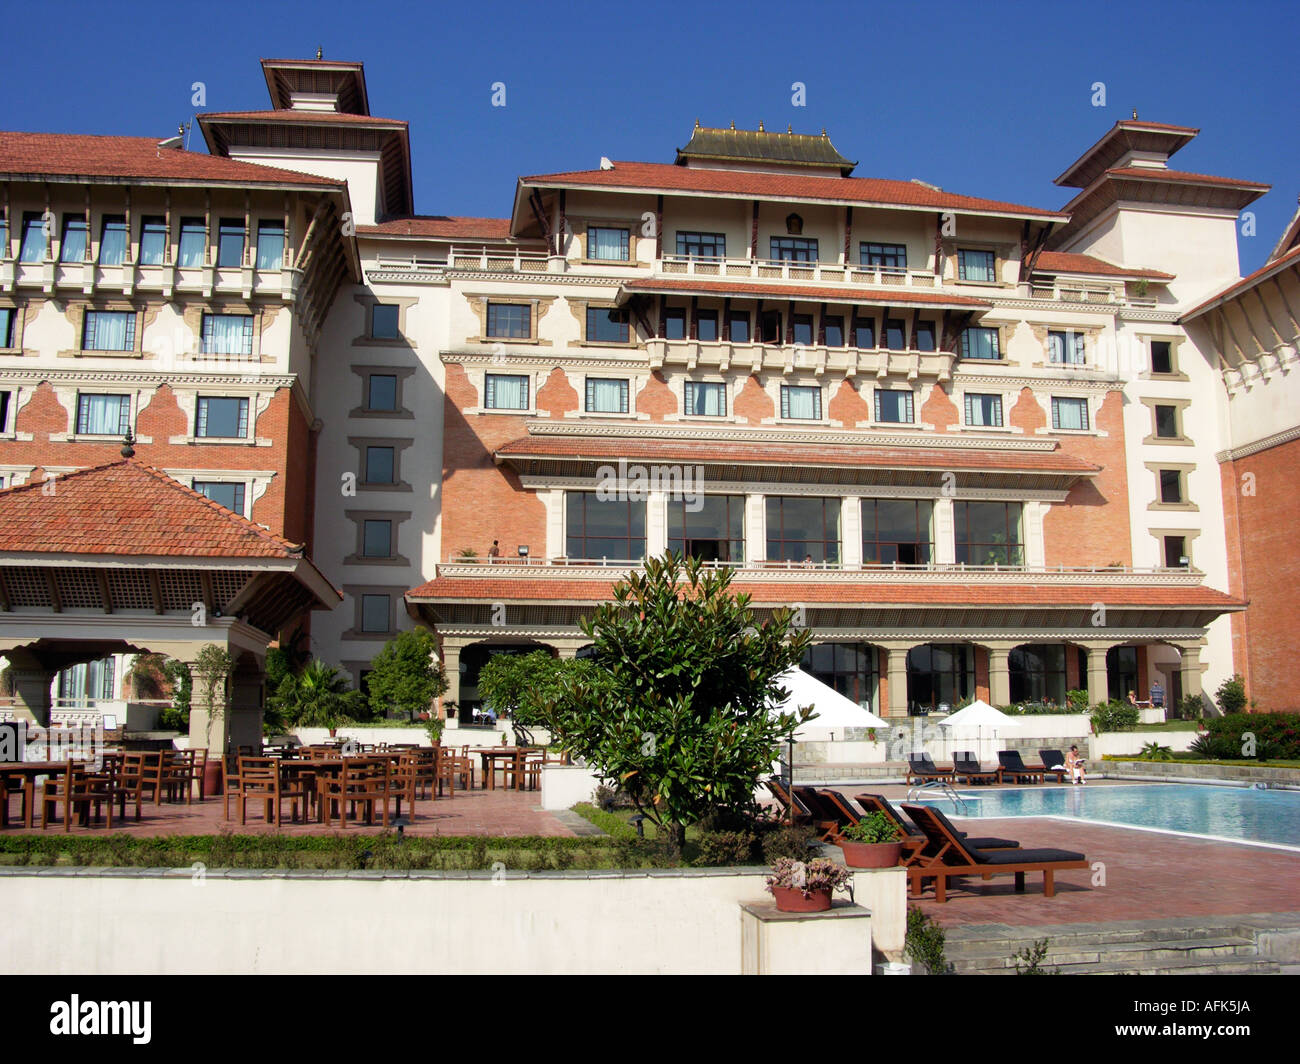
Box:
(913, 783), (1300, 849)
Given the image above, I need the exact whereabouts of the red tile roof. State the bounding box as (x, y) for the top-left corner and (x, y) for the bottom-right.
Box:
(0, 131), (341, 187)
(357, 216), (514, 240)
(1032, 251), (1174, 281)
(0, 460), (306, 559)
(520, 161), (1067, 219)
(1104, 167), (1271, 190)
(495, 435), (1099, 475)
(199, 110), (407, 127)
(622, 277), (992, 308)
(407, 574), (1243, 611)
(1182, 242), (1300, 320)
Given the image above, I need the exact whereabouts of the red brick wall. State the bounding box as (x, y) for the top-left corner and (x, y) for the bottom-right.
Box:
(536, 367), (579, 418)
(974, 646), (990, 702)
(828, 378), (870, 427)
(442, 362), (547, 561)
(636, 372), (675, 420)
(921, 383), (959, 432)
(733, 376), (774, 423)
(1220, 436), (1300, 710)
(3, 381), (309, 542)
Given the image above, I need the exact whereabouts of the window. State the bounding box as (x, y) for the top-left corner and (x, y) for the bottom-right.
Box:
(824, 316), (844, 347)
(964, 392), (1003, 427)
(1009, 644), (1080, 706)
(76, 394), (130, 436)
(696, 310), (718, 342)
(802, 643), (879, 710)
(770, 237), (818, 262)
(759, 310), (782, 344)
(367, 374), (398, 412)
(1159, 469), (1183, 504)
(1150, 340), (1174, 375)
(954, 501), (1023, 565)
(98, 216), (127, 266)
(958, 248), (996, 282)
(1051, 396), (1089, 431)
(884, 318), (906, 350)
(587, 226), (629, 261)
(360, 594), (391, 633)
(780, 385), (821, 420)
(663, 307), (686, 340)
(196, 396), (249, 438)
(200, 314), (254, 356)
(676, 232), (726, 259)
(585, 378), (629, 414)
(1048, 330), (1086, 364)
(366, 374), (398, 412)
(365, 446), (395, 484)
(861, 498), (933, 565)
(60, 215), (88, 262)
(0, 308), (13, 348)
(486, 303), (530, 339)
(370, 304), (400, 340)
(216, 219), (244, 268)
(914, 321), (936, 352)
(668, 495), (745, 563)
(1163, 535), (1188, 568)
(19, 213), (47, 262)
(684, 381), (726, 417)
(566, 493), (646, 560)
(194, 480), (246, 516)
(907, 643), (975, 714)
(791, 314), (814, 346)
(852, 318), (875, 349)
(1154, 404), (1180, 439)
(860, 242), (907, 269)
(727, 311), (750, 343)
(82, 310), (136, 352)
(139, 217), (167, 265)
(874, 389), (914, 424)
(1106, 645), (1139, 702)
(766, 496), (840, 564)
(961, 327), (1000, 360)
(586, 307), (630, 344)
(485, 373), (529, 410)
(362, 519), (393, 559)
(178, 218), (205, 267)
(255, 223), (284, 270)
(0, 390), (11, 432)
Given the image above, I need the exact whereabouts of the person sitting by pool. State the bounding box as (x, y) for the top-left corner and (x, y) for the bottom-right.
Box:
(1065, 745), (1087, 785)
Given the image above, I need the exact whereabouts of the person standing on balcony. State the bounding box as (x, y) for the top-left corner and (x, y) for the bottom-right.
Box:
(487, 540), (501, 563)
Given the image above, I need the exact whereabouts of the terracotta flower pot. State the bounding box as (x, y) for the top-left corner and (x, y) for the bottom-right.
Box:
(837, 839), (904, 869)
(201, 760), (223, 798)
(770, 886), (832, 913)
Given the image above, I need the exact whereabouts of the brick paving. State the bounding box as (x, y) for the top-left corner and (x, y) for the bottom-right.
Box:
(4, 785), (576, 838)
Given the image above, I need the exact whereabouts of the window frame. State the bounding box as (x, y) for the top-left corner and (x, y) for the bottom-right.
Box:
(585, 306), (631, 345)
(779, 384), (822, 421)
(765, 495), (841, 564)
(586, 225), (631, 262)
(192, 479), (247, 517)
(75, 392), (131, 437)
(60, 214), (88, 263)
(486, 302), (531, 340)
(954, 500), (1024, 566)
(769, 237), (819, 262)
(860, 498), (933, 566)
(484, 372), (531, 411)
(98, 215), (128, 266)
(675, 231), (727, 259)
(961, 326), (1000, 360)
(963, 391), (1004, 427)
(366, 373), (399, 413)
(199, 312), (255, 357)
(364, 445), (397, 486)
(216, 218), (245, 269)
(957, 247), (997, 283)
(584, 377), (630, 414)
(860, 242), (907, 270)
(1047, 329), (1087, 365)
(361, 518), (394, 560)
(683, 380), (727, 418)
(82, 309), (137, 353)
(565, 492), (647, 561)
(874, 388), (915, 425)
(370, 304), (401, 341)
(138, 216), (167, 266)
(1050, 395), (1090, 431)
(255, 222), (285, 270)
(195, 395), (251, 439)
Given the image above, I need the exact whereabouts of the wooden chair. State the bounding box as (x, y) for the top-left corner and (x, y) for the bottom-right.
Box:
(160, 750), (195, 804)
(41, 761), (114, 832)
(319, 758), (393, 829)
(491, 752), (523, 791)
(441, 748), (473, 792)
(390, 754), (418, 818)
(406, 748), (438, 800)
(230, 756), (294, 826)
(524, 753), (545, 791)
(108, 752), (149, 822)
(853, 792), (1017, 866)
(996, 750), (1044, 784)
(188, 748), (209, 800)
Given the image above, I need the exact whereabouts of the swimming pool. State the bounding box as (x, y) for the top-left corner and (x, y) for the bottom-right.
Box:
(912, 783), (1300, 849)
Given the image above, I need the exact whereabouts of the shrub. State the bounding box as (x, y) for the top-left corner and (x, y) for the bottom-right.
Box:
(1172, 694), (1204, 721)
(1090, 701), (1139, 734)
(906, 908), (950, 974)
(760, 823), (818, 863)
(157, 706), (188, 732)
(1013, 938), (1059, 975)
(838, 811), (902, 844)
(1138, 742), (1174, 762)
(1065, 689), (1090, 715)
(1202, 712), (1300, 760)
(693, 830), (758, 866)
(1215, 675), (1249, 715)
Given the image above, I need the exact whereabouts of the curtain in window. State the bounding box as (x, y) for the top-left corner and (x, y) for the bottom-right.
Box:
(61, 220), (88, 262)
(178, 226), (205, 267)
(84, 312), (134, 351)
(203, 315), (253, 355)
(20, 218), (47, 262)
(256, 226), (285, 269)
(782, 387), (819, 420)
(99, 220), (127, 265)
(587, 378), (627, 413)
(487, 375), (528, 409)
(140, 221), (166, 265)
(1054, 399), (1087, 430)
(79, 395), (127, 435)
(686, 382), (724, 416)
(966, 394), (1001, 427)
(588, 228), (628, 260)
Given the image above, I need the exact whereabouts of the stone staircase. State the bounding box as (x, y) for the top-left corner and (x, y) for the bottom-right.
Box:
(939, 913), (1300, 975)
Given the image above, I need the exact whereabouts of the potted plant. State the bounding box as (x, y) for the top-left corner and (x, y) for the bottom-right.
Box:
(765, 857), (853, 913)
(835, 812), (904, 868)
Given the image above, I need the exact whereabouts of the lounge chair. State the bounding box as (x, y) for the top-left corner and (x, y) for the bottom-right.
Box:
(952, 750), (1000, 785)
(1037, 749), (1069, 784)
(765, 778), (815, 827)
(792, 786), (850, 840)
(854, 793), (1019, 862)
(997, 750), (1044, 784)
(905, 753), (954, 784)
(901, 803), (1088, 903)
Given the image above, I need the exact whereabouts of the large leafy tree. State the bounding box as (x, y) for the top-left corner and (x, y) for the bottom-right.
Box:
(478, 650), (588, 746)
(542, 553), (813, 848)
(367, 628), (448, 721)
(269, 658), (366, 729)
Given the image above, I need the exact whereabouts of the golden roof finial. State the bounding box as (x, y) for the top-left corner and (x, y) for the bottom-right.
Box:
(1132, 107), (1139, 119)
(730, 119), (735, 130)
(694, 117), (700, 128)
(758, 120), (764, 132)
(822, 128), (827, 136)
(787, 123), (793, 133)
(315, 46), (323, 60)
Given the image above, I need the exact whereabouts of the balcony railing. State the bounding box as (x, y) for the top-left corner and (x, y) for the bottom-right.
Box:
(657, 254), (939, 289)
(1, 255), (298, 301)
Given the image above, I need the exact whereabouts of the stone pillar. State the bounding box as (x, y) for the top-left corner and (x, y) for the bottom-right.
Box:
(646, 490), (668, 558)
(745, 493), (765, 564)
(932, 497), (955, 565)
(1177, 644), (1203, 702)
(880, 644), (910, 718)
(440, 642), (463, 713)
(840, 495), (862, 568)
(986, 643), (1012, 707)
(1084, 644), (1110, 707)
(2, 649), (55, 725)
(187, 652), (265, 756)
(544, 489), (564, 560)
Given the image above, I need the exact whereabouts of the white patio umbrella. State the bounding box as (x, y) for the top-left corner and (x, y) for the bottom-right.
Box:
(937, 699), (1019, 762)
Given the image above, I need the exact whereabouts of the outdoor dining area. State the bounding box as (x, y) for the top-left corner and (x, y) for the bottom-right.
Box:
(0, 739), (563, 833)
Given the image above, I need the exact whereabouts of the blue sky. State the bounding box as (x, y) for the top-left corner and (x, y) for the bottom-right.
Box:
(8, 0), (1297, 272)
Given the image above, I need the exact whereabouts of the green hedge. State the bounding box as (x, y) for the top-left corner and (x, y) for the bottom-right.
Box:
(1200, 712), (1300, 760)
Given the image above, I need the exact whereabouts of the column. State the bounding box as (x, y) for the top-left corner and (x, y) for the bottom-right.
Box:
(441, 642), (463, 713)
(880, 644), (910, 718)
(1, 648), (55, 725)
(932, 496), (955, 565)
(1024, 500), (1047, 568)
(544, 488), (564, 560)
(986, 643), (1012, 707)
(840, 494), (862, 568)
(1177, 644), (1203, 703)
(745, 493), (765, 565)
(226, 653), (266, 754)
(1084, 644), (1110, 707)
(646, 490), (668, 558)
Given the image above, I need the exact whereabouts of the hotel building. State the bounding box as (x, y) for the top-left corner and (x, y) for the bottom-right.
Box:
(1, 55), (1294, 737)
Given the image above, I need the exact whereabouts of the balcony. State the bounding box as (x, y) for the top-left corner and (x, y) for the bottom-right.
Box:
(657, 254), (940, 289)
(1, 255), (300, 302)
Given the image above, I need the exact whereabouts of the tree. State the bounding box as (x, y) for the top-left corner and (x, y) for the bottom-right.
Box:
(268, 658), (365, 729)
(478, 650), (582, 746)
(540, 553), (813, 849)
(366, 628), (448, 722)
(192, 644), (234, 749)
(1215, 674), (1248, 715)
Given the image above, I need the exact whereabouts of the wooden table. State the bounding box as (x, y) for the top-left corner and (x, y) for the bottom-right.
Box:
(478, 748), (528, 790)
(0, 761), (76, 829)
